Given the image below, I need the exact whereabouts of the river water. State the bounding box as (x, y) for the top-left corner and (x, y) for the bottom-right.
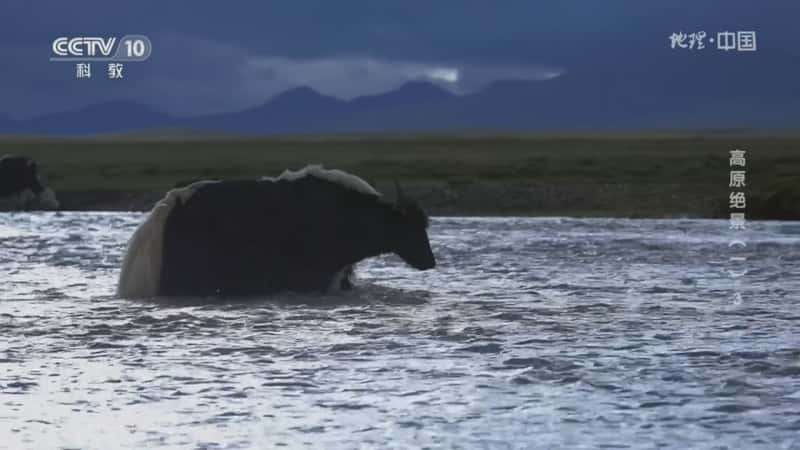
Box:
(1, 213), (799, 449)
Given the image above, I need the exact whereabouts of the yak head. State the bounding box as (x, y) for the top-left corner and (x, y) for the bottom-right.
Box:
(0, 155), (45, 194)
(387, 181), (436, 270)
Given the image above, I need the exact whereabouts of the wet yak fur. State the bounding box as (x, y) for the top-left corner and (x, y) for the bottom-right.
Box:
(117, 165), (435, 298)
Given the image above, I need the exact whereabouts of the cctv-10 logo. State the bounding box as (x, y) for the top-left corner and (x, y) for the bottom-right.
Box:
(51, 35), (152, 61)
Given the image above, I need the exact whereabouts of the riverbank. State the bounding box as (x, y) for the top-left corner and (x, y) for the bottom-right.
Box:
(54, 180), (720, 217)
(4, 133), (799, 218)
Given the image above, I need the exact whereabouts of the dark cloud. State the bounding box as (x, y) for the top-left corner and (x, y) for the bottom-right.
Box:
(0, 0), (797, 118)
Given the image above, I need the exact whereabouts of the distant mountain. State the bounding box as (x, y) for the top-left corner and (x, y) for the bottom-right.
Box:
(4, 59), (800, 136)
(349, 81), (454, 109)
(16, 100), (171, 135)
(182, 86), (346, 133)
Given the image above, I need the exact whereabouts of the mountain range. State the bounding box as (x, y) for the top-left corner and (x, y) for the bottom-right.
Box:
(3, 52), (799, 135)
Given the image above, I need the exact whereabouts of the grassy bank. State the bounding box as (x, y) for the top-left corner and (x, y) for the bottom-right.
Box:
(2, 133), (799, 217)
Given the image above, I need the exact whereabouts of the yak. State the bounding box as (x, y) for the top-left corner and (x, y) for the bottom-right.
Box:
(0, 155), (59, 211)
(117, 165), (435, 298)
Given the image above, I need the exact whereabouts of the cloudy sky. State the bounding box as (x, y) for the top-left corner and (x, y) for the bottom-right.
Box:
(1, 0), (797, 118)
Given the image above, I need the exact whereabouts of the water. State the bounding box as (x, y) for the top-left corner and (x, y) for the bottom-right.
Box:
(1, 213), (800, 449)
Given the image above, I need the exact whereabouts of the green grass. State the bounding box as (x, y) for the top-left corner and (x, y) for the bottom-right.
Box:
(2, 133), (799, 216)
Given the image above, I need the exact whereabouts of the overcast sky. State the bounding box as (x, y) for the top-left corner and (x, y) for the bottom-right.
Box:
(1, 0), (797, 118)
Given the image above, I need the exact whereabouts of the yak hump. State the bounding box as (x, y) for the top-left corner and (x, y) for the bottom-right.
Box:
(262, 165), (379, 197)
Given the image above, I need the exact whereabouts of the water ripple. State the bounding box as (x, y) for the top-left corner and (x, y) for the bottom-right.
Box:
(0, 213), (799, 449)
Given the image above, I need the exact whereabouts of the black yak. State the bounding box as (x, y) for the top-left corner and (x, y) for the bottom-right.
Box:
(0, 155), (59, 211)
(117, 165), (435, 298)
